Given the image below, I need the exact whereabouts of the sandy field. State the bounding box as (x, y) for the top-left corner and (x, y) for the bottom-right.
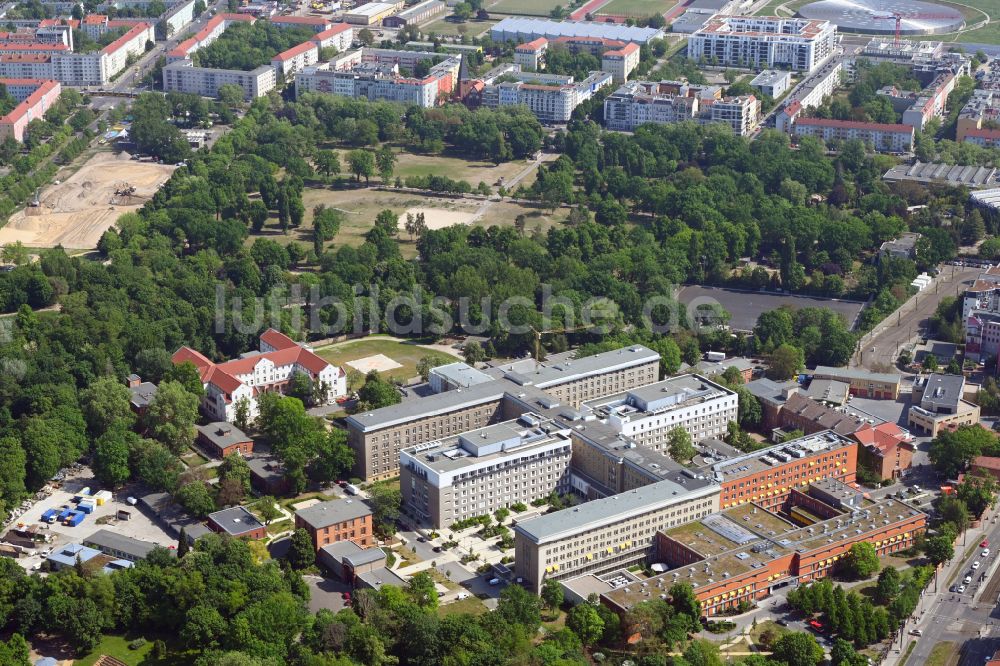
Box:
(346, 353), (403, 373)
(398, 207), (477, 231)
(0, 152), (175, 249)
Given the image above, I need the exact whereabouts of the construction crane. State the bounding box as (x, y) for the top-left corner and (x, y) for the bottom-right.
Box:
(873, 11), (961, 46)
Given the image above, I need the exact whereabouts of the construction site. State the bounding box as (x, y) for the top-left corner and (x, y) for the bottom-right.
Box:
(0, 151), (175, 250)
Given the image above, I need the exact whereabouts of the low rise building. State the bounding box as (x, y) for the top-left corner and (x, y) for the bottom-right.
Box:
(853, 422), (914, 480)
(382, 0), (446, 27)
(811, 366), (901, 399)
(126, 373), (157, 415)
(270, 15), (334, 31)
(172, 328), (346, 422)
(196, 422), (254, 458)
(750, 69), (791, 98)
(513, 474), (721, 593)
(319, 539), (387, 580)
(908, 372), (980, 436)
(294, 499), (374, 550)
(207, 506), (267, 540)
(792, 117), (914, 153)
(47, 543), (134, 573)
(401, 413), (573, 528)
(344, 1), (404, 25)
(778, 392), (869, 437)
(0, 77), (59, 142)
(83, 529), (161, 562)
(880, 232), (921, 259)
(744, 377), (799, 431)
(429, 361), (494, 393)
(490, 17), (664, 46)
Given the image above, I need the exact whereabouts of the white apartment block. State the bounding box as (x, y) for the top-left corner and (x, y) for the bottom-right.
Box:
(601, 41), (639, 83)
(482, 70), (613, 123)
(793, 117), (914, 153)
(272, 41), (319, 78)
(689, 16), (836, 73)
(706, 94), (759, 135)
(172, 329), (346, 423)
(311, 23), (353, 52)
(514, 37), (547, 71)
(161, 0), (197, 39)
(603, 80), (759, 135)
(400, 414), (574, 528)
(163, 59), (276, 99)
(585, 374), (738, 451)
(167, 13), (255, 63)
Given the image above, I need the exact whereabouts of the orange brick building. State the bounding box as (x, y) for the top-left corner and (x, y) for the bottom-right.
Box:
(294, 499), (374, 551)
(602, 482), (926, 617)
(707, 430), (858, 512)
(853, 423), (914, 481)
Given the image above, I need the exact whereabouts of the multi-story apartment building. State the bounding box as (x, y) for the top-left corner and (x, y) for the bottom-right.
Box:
(294, 499), (374, 550)
(167, 13), (255, 63)
(513, 475), (721, 593)
(481, 70), (613, 123)
(0, 78), (60, 142)
(514, 37), (548, 70)
(601, 42), (639, 83)
(704, 430), (857, 512)
(688, 17), (836, 73)
(400, 414), (574, 528)
(311, 23), (354, 52)
(603, 80), (759, 135)
(792, 117), (914, 153)
(272, 40), (319, 78)
(345, 345), (660, 481)
(490, 17), (664, 46)
(160, 0), (197, 40)
(163, 60), (276, 99)
(602, 485), (925, 617)
(583, 374), (738, 451)
(775, 59), (842, 132)
(171, 328), (346, 422)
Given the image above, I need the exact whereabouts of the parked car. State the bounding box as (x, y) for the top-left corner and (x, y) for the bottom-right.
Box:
(488, 578), (501, 586)
(984, 549), (991, 558)
(959, 584), (967, 593)
(973, 561), (981, 570)
(965, 575), (973, 584)
(909, 629), (922, 636)
(457, 592), (470, 600)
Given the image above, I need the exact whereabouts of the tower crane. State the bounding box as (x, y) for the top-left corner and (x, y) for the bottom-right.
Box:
(872, 11), (962, 46)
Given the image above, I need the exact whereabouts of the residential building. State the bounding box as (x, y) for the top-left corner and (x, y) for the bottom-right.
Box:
(160, 0), (197, 40)
(969, 455), (1000, 482)
(704, 430), (858, 512)
(811, 366), (901, 399)
(801, 378), (849, 405)
(343, 1), (404, 25)
(880, 232), (921, 259)
(778, 393), (870, 437)
(311, 23), (353, 52)
(0, 78), (59, 142)
(318, 540), (387, 580)
(270, 15), (334, 31)
(481, 69), (613, 123)
(163, 60), (277, 99)
(83, 529), (161, 562)
(345, 344), (660, 481)
(196, 422), (254, 458)
(908, 372), (980, 436)
(602, 80), (759, 135)
(513, 475), (721, 593)
(583, 374), (738, 450)
(272, 40), (318, 78)
(775, 59), (842, 132)
(853, 422), (914, 480)
(382, 0), (446, 28)
(400, 413), (574, 528)
(750, 69), (790, 98)
(602, 488), (925, 617)
(744, 377), (799, 431)
(207, 506), (267, 540)
(688, 17), (836, 73)
(125, 373), (157, 415)
(490, 17), (664, 46)
(167, 13), (254, 62)
(601, 42), (639, 83)
(514, 37), (548, 71)
(792, 117), (914, 153)
(294, 499), (374, 550)
(171, 328), (347, 422)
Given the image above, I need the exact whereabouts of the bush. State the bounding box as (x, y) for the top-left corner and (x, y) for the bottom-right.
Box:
(511, 502), (528, 512)
(128, 638), (147, 650)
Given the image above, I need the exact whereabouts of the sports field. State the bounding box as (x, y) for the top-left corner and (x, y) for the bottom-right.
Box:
(314, 336), (458, 383)
(595, 0), (677, 16)
(489, 0), (565, 16)
(422, 16), (497, 37)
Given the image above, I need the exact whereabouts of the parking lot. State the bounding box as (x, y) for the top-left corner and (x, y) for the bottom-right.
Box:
(6, 466), (177, 572)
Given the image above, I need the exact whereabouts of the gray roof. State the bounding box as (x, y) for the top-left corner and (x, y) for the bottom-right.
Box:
(812, 366), (901, 385)
(514, 475), (718, 545)
(917, 372), (965, 411)
(197, 422), (252, 450)
(82, 529), (160, 559)
(429, 362), (494, 388)
(490, 17), (664, 43)
(247, 453), (284, 479)
(345, 546), (386, 567)
(744, 377), (798, 406)
(295, 499), (372, 530)
(885, 161), (999, 188)
(208, 506), (264, 536)
(750, 69), (791, 86)
(802, 379), (850, 404)
(129, 382), (158, 408)
(357, 566), (407, 589)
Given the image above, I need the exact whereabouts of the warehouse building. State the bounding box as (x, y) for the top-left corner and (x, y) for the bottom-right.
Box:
(490, 17), (664, 45)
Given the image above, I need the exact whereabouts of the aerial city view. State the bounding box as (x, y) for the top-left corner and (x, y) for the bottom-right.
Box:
(4, 0), (1000, 662)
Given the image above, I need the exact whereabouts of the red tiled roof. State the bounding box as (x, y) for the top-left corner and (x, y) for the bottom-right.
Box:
(273, 40), (316, 62)
(0, 53), (51, 63)
(605, 42), (639, 57)
(312, 23), (352, 40)
(0, 79), (58, 125)
(966, 128), (1000, 140)
(260, 328), (298, 350)
(973, 455), (1000, 471)
(852, 422), (909, 455)
(0, 77), (49, 85)
(0, 42), (68, 51)
(516, 37), (547, 51)
(270, 15), (330, 25)
(83, 14), (108, 24)
(172, 346), (213, 369)
(101, 23), (151, 56)
(795, 117), (913, 133)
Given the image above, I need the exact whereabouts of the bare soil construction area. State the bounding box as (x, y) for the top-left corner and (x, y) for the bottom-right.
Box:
(0, 151), (175, 249)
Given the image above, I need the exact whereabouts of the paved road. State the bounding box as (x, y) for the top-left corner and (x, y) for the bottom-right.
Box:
(883, 512), (1000, 666)
(853, 265), (982, 370)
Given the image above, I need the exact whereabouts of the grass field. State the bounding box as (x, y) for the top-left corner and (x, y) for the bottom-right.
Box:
(438, 596), (489, 616)
(596, 0), (677, 16)
(313, 336), (458, 383)
(488, 0), (564, 16)
(925, 641), (959, 666)
(393, 152), (530, 185)
(422, 16), (497, 37)
(73, 634), (159, 666)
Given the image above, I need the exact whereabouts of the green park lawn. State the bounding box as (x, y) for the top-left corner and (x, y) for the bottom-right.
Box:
(488, 0), (565, 16)
(73, 634), (185, 666)
(438, 595), (489, 617)
(313, 336), (457, 384)
(596, 0), (677, 16)
(422, 16), (497, 37)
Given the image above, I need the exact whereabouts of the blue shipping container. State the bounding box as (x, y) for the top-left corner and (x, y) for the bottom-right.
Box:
(58, 507), (74, 521)
(41, 508), (58, 523)
(65, 512), (85, 527)
(76, 501), (94, 514)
